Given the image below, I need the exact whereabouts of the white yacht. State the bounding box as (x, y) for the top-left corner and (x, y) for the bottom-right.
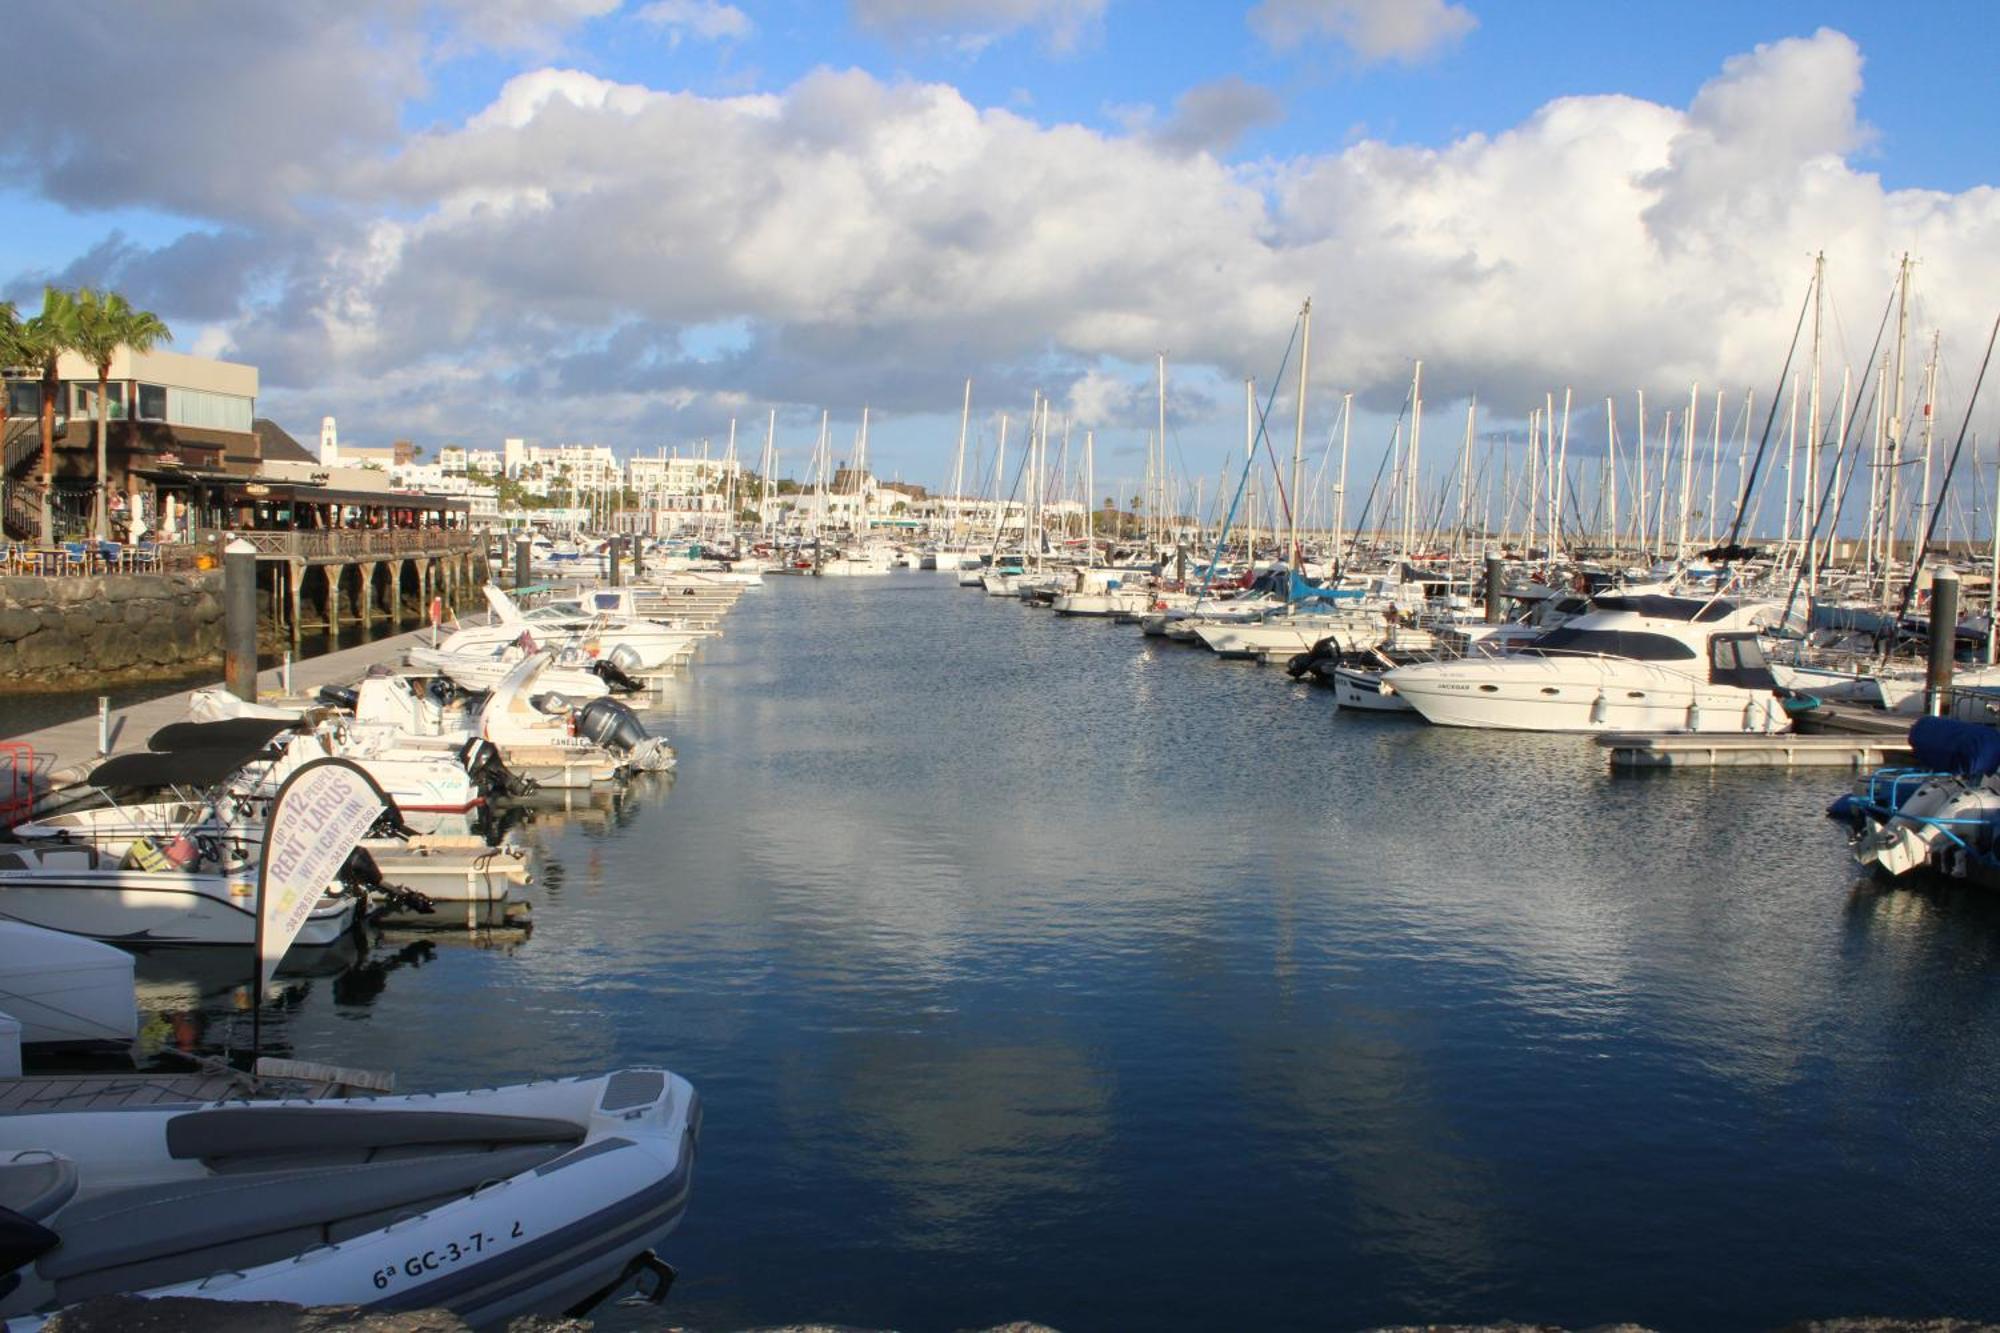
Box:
(1382, 593), (1791, 733)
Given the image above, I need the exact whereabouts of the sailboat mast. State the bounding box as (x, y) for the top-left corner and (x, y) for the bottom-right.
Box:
(1919, 332), (1940, 567)
(760, 409), (775, 534)
(1807, 251), (1824, 593)
(1885, 252), (1911, 604)
(1605, 398), (1619, 560)
(1407, 361), (1423, 559)
(1155, 352), (1168, 553)
(1334, 392), (1351, 571)
(951, 377), (971, 548)
(1289, 298), (1310, 570)
(1458, 398), (1475, 557)
(1084, 429), (1095, 569)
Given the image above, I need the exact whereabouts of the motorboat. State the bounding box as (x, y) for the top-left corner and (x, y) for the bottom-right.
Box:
(1833, 717), (2000, 886)
(403, 641), (626, 699)
(429, 587), (705, 674)
(0, 922), (136, 1052)
(12, 800), (533, 932)
(814, 544), (894, 576)
(0, 1067), (699, 1325)
(1382, 593), (1792, 733)
(0, 841), (361, 948)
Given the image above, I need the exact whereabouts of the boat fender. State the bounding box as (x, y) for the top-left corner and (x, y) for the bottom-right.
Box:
(1590, 693), (1608, 725)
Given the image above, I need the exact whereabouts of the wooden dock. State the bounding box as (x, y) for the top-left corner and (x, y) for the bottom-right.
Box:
(1602, 730), (1913, 770)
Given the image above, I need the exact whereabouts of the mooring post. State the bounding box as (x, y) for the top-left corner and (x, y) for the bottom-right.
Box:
(282, 651), (293, 696)
(1484, 556), (1504, 624)
(608, 535), (623, 587)
(514, 536), (531, 591)
(224, 536), (259, 702)
(632, 533), (645, 579)
(96, 698), (109, 756)
(1926, 567), (1959, 717)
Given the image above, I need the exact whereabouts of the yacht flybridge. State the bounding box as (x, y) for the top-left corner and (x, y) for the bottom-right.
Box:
(1381, 594), (1791, 733)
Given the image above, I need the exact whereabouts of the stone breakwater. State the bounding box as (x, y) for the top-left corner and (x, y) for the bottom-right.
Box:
(0, 572), (226, 690)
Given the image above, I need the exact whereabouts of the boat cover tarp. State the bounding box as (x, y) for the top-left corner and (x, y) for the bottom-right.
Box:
(147, 719), (295, 755)
(1908, 716), (2000, 778)
(1287, 571), (1361, 606)
(88, 747), (263, 791)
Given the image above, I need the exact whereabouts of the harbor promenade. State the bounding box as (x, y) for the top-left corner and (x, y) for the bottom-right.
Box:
(7, 621), (478, 801)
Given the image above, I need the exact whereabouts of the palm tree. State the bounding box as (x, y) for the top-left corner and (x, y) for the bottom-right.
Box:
(22, 288), (81, 545)
(70, 289), (172, 541)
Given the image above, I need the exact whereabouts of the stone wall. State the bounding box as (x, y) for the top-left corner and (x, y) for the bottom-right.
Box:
(0, 571), (226, 689)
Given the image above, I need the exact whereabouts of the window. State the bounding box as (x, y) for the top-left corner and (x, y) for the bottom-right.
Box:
(1532, 627), (1698, 661)
(71, 382), (127, 419)
(164, 387), (253, 432)
(5, 381), (39, 418)
(137, 384), (167, 421)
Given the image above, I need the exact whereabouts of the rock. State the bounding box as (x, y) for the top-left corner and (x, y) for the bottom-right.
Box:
(1776, 1312), (1992, 1320)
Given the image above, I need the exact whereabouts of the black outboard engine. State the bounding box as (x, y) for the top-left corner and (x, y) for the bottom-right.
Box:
(317, 684), (360, 710)
(588, 657), (643, 694)
(573, 697), (676, 772)
(458, 737), (523, 800)
(574, 697), (649, 753)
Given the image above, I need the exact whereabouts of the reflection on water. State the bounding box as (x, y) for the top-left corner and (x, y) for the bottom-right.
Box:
(113, 575), (2000, 1332)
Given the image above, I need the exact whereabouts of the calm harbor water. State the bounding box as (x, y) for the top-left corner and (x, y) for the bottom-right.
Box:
(122, 573), (2000, 1331)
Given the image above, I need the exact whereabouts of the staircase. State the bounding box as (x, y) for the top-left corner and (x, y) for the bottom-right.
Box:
(3, 479), (43, 542)
(4, 420), (45, 542)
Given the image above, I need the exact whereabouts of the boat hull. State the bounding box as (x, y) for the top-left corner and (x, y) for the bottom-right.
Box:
(1384, 659), (1790, 733)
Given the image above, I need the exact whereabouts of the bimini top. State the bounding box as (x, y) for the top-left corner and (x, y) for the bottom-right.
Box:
(89, 746), (261, 791)
(147, 719), (296, 755)
(87, 718), (296, 791)
(1590, 594), (1741, 622)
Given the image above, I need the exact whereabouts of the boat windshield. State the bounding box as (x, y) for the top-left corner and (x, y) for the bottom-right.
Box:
(1529, 627), (1698, 661)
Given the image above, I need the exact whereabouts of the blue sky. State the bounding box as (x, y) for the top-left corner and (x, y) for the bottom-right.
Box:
(3, 0), (1997, 527)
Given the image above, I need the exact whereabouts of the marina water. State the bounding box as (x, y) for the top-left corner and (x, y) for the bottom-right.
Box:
(130, 574), (2000, 1330)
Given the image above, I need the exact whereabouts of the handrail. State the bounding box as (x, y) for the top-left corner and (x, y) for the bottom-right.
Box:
(187, 528), (479, 560)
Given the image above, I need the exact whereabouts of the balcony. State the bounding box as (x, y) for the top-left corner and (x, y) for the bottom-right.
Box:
(191, 527), (481, 563)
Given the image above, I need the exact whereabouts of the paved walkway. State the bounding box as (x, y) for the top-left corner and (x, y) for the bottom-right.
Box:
(10, 624), (470, 793)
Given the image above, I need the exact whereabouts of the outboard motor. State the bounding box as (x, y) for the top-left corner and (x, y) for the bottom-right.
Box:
(458, 736), (527, 800)
(589, 657), (643, 694)
(317, 684), (360, 711)
(573, 698), (676, 772)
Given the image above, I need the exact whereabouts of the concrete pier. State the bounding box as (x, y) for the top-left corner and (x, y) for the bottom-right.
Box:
(8, 625), (454, 803)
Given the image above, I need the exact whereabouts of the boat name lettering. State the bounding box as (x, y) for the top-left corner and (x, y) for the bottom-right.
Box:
(373, 1224), (524, 1288)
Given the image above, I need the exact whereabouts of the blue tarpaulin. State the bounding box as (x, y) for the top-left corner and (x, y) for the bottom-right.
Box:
(1908, 715), (2000, 778)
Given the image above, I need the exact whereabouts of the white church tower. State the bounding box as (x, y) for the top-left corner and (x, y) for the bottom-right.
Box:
(319, 416), (340, 466)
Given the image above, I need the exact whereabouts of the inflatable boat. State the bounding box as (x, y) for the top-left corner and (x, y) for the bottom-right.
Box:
(0, 1067), (699, 1327)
